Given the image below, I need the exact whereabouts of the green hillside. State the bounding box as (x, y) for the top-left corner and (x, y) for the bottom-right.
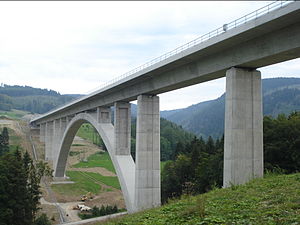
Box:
(76, 118), (195, 161)
(98, 173), (300, 225)
(0, 84), (82, 113)
(161, 77), (300, 139)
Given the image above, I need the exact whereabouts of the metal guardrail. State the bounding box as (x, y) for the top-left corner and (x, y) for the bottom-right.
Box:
(94, 0), (293, 91)
(33, 0), (294, 121)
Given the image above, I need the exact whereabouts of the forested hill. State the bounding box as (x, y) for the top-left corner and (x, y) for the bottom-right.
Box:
(161, 77), (300, 139)
(0, 84), (82, 114)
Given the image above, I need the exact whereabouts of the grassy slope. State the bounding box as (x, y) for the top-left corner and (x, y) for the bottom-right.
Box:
(99, 173), (300, 225)
(0, 109), (28, 119)
(52, 171), (103, 196)
(73, 152), (116, 173)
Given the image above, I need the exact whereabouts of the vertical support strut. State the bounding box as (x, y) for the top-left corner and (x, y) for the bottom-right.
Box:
(135, 95), (161, 210)
(53, 119), (61, 161)
(39, 123), (46, 143)
(97, 106), (111, 124)
(45, 121), (54, 161)
(114, 102), (131, 156)
(223, 67), (263, 187)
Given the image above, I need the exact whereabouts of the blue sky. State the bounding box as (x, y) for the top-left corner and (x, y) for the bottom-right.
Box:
(0, 1), (299, 110)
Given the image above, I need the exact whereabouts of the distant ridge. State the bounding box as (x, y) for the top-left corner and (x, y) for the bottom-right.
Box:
(161, 77), (300, 139)
(0, 84), (83, 114)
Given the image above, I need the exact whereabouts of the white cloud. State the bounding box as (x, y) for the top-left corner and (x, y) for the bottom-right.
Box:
(0, 1), (298, 110)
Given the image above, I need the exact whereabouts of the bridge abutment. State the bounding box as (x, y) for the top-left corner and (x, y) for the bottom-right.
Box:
(223, 67), (263, 187)
(135, 95), (161, 210)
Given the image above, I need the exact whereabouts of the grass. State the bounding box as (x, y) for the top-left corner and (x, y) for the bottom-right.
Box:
(73, 152), (116, 173)
(161, 160), (171, 171)
(52, 171), (102, 196)
(81, 171), (120, 189)
(96, 173), (300, 225)
(51, 170), (121, 197)
(0, 109), (29, 119)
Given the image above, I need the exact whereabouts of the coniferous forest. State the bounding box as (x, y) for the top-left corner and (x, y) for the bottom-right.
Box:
(0, 127), (52, 225)
(161, 112), (300, 203)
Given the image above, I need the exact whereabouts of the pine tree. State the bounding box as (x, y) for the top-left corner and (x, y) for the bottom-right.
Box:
(0, 149), (52, 224)
(0, 127), (9, 155)
(2, 127), (9, 147)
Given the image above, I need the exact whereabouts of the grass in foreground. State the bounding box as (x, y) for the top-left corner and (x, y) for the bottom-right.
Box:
(73, 152), (116, 173)
(97, 173), (300, 225)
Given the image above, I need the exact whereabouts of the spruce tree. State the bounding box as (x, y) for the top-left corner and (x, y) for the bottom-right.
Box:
(2, 127), (9, 147)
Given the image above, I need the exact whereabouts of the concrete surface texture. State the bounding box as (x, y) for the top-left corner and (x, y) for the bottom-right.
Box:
(45, 121), (53, 161)
(135, 95), (161, 210)
(114, 102), (131, 155)
(39, 123), (45, 142)
(223, 67), (263, 187)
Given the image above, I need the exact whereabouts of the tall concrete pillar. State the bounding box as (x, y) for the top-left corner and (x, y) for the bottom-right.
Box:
(60, 117), (67, 137)
(114, 102), (131, 155)
(223, 67), (263, 187)
(39, 123), (46, 142)
(135, 95), (160, 210)
(97, 106), (111, 123)
(45, 121), (54, 161)
(53, 119), (61, 168)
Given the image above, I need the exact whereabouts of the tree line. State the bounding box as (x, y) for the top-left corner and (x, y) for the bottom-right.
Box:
(0, 127), (53, 225)
(0, 84), (82, 114)
(162, 111), (300, 203)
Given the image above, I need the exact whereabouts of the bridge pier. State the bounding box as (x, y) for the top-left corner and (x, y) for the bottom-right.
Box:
(45, 121), (54, 161)
(97, 106), (111, 123)
(114, 102), (131, 155)
(39, 123), (46, 143)
(223, 67), (263, 187)
(53, 119), (61, 167)
(135, 95), (161, 210)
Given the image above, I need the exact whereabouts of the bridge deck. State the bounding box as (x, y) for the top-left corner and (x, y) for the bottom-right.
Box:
(31, 1), (300, 124)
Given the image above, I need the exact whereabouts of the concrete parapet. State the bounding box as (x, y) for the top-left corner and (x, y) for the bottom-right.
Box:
(223, 67), (263, 187)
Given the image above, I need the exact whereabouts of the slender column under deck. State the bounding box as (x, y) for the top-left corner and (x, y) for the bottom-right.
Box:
(135, 95), (160, 210)
(60, 118), (67, 137)
(114, 102), (131, 155)
(53, 119), (60, 160)
(97, 106), (111, 123)
(39, 123), (46, 142)
(45, 121), (54, 161)
(223, 67), (263, 187)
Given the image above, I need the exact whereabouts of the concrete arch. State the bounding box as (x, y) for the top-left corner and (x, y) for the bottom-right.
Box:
(54, 113), (136, 212)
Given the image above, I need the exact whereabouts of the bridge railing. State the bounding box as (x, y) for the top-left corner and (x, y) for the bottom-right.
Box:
(94, 0), (293, 92)
(34, 0), (293, 120)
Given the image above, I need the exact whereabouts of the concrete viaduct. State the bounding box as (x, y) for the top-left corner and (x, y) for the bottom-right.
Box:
(30, 1), (300, 213)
